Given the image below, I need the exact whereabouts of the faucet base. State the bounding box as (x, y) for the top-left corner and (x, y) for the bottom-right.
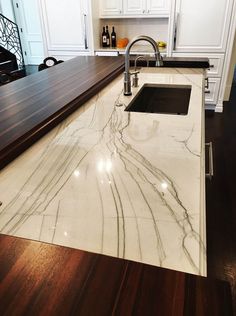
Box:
(123, 35), (162, 96)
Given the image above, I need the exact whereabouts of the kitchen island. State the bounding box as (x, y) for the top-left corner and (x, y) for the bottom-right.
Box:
(0, 62), (206, 276)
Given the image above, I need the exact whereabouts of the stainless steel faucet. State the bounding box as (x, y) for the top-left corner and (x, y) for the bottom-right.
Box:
(124, 35), (163, 96)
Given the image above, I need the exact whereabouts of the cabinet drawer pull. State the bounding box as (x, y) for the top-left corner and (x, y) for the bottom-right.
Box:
(205, 142), (214, 180)
(173, 12), (179, 50)
(205, 90), (211, 94)
(209, 64), (214, 68)
(83, 14), (88, 49)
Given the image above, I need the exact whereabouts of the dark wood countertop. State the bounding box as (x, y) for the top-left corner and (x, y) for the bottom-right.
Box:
(0, 234), (232, 316)
(0, 56), (125, 170)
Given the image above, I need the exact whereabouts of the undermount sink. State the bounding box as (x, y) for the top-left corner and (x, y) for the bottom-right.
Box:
(125, 84), (191, 115)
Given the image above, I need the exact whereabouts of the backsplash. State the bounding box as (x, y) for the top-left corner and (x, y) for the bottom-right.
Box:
(99, 18), (168, 47)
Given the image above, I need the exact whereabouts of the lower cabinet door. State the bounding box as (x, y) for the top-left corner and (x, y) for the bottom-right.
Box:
(205, 78), (221, 105)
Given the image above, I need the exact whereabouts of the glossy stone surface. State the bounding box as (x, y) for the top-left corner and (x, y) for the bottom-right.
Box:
(0, 67), (206, 276)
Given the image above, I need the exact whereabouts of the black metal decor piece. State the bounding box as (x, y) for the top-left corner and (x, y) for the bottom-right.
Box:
(0, 13), (25, 70)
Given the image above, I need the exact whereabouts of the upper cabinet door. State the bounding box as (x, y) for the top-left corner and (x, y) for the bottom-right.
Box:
(99, 0), (170, 17)
(100, 0), (123, 16)
(40, 0), (89, 51)
(123, 0), (145, 15)
(174, 0), (234, 52)
(146, 0), (170, 16)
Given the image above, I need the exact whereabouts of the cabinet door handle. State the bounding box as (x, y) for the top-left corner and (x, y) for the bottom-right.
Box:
(205, 77), (209, 89)
(209, 64), (214, 68)
(83, 14), (88, 49)
(173, 13), (179, 50)
(205, 142), (214, 179)
(204, 90), (211, 94)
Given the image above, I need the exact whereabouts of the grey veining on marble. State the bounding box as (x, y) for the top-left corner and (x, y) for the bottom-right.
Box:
(0, 68), (206, 276)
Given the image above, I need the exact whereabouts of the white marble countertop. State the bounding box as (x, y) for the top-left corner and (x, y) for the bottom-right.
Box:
(0, 67), (206, 276)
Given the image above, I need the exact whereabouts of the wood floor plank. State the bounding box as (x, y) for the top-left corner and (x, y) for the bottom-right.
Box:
(0, 234), (233, 316)
(205, 82), (236, 315)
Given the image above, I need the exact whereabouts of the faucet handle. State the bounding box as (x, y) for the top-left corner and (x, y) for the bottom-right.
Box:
(130, 70), (140, 75)
(155, 52), (164, 67)
(130, 71), (139, 87)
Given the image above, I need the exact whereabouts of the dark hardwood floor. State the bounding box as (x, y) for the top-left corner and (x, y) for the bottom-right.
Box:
(205, 77), (236, 315)
(0, 234), (233, 316)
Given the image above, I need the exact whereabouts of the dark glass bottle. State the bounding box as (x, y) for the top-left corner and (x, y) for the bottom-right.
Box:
(106, 25), (110, 47)
(102, 26), (107, 47)
(111, 26), (116, 48)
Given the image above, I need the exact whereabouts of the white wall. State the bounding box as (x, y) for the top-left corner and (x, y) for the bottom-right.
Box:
(12, 0), (44, 64)
(91, 0), (100, 51)
(0, 0), (15, 21)
(224, 33), (236, 100)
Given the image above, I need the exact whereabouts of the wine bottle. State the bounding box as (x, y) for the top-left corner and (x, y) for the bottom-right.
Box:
(111, 26), (117, 48)
(102, 26), (107, 47)
(106, 25), (110, 47)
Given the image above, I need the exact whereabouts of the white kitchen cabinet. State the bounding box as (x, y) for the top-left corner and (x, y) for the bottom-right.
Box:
(146, 0), (170, 16)
(172, 52), (224, 107)
(99, 0), (170, 17)
(204, 78), (221, 105)
(99, 0), (123, 16)
(173, 0), (234, 52)
(39, 0), (93, 58)
(205, 55), (225, 78)
(123, 0), (144, 15)
(172, 53), (225, 78)
(170, 0), (235, 111)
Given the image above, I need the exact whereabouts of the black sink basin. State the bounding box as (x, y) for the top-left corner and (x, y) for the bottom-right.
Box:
(125, 84), (191, 115)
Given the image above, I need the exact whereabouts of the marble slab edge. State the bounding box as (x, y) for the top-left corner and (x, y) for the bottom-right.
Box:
(0, 64), (124, 171)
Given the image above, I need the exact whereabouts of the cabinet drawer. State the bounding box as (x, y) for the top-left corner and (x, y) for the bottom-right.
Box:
(207, 56), (224, 77)
(205, 78), (221, 105)
(172, 53), (224, 77)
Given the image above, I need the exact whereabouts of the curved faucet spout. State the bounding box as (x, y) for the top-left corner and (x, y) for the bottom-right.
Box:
(124, 35), (163, 96)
